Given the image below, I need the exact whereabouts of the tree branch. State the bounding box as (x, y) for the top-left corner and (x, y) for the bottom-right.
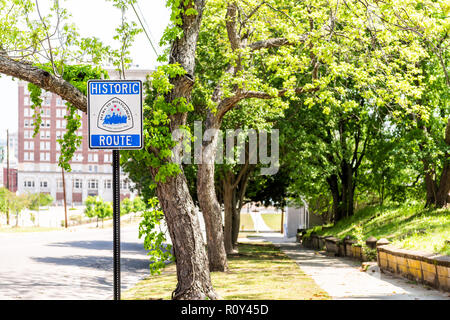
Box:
(0, 55), (87, 112)
(247, 35), (308, 51)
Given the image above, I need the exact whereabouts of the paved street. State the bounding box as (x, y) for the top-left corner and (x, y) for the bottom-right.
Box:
(0, 223), (151, 299)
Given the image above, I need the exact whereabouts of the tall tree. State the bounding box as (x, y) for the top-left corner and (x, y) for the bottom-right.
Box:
(0, 0), (217, 299)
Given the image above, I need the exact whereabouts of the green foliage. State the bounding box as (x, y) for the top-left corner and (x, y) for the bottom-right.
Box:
(84, 196), (97, 219)
(121, 63), (192, 186)
(83, 196), (113, 225)
(159, 0), (196, 58)
(315, 202), (450, 255)
(27, 193), (54, 211)
(121, 197), (133, 215)
(0, 187), (11, 215)
(28, 64), (108, 171)
(138, 197), (174, 275)
(132, 196), (146, 212)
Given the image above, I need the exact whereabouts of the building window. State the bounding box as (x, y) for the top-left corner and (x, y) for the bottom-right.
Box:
(24, 141), (34, 150)
(40, 180), (48, 188)
(88, 179), (98, 189)
(73, 179), (83, 189)
(39, 142), (50, 150)
(40, 152), (50, 161)
(104, 179), (112, 189)
(73, 153), (83, 162)
(104, 153), (112, 162)
(88, 153), (98, 162)
(39, 130), (50, 139)
(24, 180), (35, 188)
(24, 152), (34, 161)
(24, 119), (29, 127)
(121, 180), (129, 190)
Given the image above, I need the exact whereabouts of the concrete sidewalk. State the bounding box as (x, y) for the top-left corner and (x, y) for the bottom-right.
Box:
(241, 233), (450, 300)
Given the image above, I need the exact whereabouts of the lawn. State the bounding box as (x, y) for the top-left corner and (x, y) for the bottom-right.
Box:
(239, 213), (255, 231)
(123, 242), (329, 300)
(261, 213), (282, 231)
(312, 202), (450, 255)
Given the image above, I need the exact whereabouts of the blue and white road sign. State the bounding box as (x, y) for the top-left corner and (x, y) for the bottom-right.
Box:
(88, 80), (143, 149)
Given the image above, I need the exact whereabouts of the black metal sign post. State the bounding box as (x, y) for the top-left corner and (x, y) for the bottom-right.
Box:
(87, 79), (143, 301)
(112, 150), (121, 300)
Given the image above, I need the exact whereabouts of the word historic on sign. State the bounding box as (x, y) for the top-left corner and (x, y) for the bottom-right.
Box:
(89, 82), (140, 95)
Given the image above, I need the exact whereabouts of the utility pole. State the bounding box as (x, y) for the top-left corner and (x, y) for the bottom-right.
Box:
(61, 167), (68, 228)
(6, 129), (10, 225)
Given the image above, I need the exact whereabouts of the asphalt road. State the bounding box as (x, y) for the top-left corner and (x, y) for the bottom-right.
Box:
(0, 223), (151, 300)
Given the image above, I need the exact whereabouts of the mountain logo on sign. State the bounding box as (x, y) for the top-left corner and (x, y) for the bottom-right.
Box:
(97, 98), (133, 132)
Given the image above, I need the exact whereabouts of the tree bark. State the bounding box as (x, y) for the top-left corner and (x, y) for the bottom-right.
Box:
(197, 117), (228, 271)
(231, 166), (251, 249)
(435, 118), (450, 207)
(197, 110), (228, 271)
(154, 169), (218, 300)
(231, 190), (240, 251)
(223, 172), (236, 254)
(327, 174), (342, 222)
(0, 55), (87, 111)
(340, 161), (354, 218)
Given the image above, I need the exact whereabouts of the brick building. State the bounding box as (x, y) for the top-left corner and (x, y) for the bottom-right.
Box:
(1, 132), (18, 191)
(17, 69), (151, 205)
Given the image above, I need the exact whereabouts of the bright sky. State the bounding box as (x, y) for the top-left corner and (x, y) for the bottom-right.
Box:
(0, 0), (170, 140)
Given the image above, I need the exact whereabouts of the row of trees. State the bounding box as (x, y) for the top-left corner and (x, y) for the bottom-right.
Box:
(0, 187), (53, 226)
(0, 0), (447, 299)
(83, 196), (146, 227)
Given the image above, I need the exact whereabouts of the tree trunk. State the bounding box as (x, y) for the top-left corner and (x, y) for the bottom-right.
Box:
(435, 162), (450, 207)
(197, 118), (228, 271)
(197, 162), (229, 271)
(223, 173), (236, 254)
(436, 119), (450, 207)
(422, 158), (437, 207)
(327, 174), (343, 222)
(155, 170), (219, 299)
(158, 0), (219, 299)
(341, 161), (354, 218)
(231, 168), (251, 250)
(231, 189), (240, 251)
